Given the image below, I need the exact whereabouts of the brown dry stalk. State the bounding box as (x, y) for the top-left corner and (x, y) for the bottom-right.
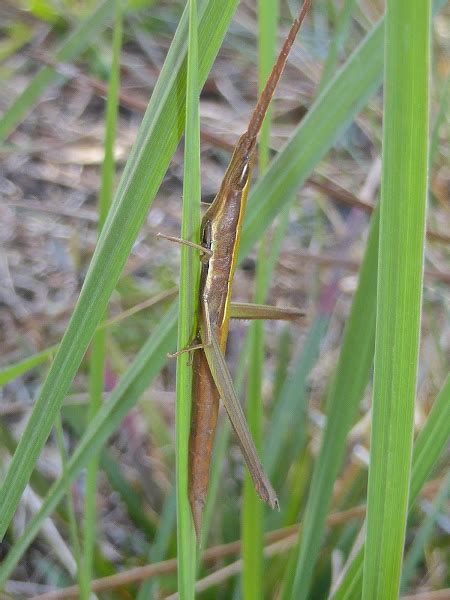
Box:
(31, 506), (364, 600)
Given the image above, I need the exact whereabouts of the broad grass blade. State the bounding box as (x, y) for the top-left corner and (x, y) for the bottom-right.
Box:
(362, 2), (431, 596)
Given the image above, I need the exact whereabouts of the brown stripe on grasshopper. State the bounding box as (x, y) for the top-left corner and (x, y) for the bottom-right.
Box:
(185, 0), (311, 540)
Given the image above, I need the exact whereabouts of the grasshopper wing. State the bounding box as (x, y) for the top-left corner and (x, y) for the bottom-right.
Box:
(201, 324), (279, 510)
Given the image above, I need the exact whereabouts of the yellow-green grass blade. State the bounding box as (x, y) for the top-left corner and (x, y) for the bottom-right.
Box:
(243, 1), (278, 594)
(0, 301), (178, 585)
(331, 374), (450, 600)
(176, 0), (201, 596)
(362, 2), (431, 597)
(80, 3), (123, 597)
(53, 415), (81, 576)
(0, 0), (239, 541)
(0, 0), (115, 141)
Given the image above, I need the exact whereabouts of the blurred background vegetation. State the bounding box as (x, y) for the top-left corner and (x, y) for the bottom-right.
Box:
(0, 0), (448, 598)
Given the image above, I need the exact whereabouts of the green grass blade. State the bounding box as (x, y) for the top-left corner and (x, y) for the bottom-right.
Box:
(0, 290), (177, 388)
(80, 3), (123, 597)
(0, 0), (115, 141)
(0, 0), (239, 541)
(331, 374), (450, 600)
(54, 415), (82, 573)
(409, 376), (450, 500)
(0, 345), (56, 386)
(137, 487), (177, 599)
(282, 208), (379, 600)
(265, 312), (331, 481)
(242, 1), (278, 597)
(362, 2), (431, 597)
(317, 0), (356, 94)
(0, 301), (178, 585)
(63, 409), (156, 540)
(176, 0), (201, 596)
(401, 471), (450, 592)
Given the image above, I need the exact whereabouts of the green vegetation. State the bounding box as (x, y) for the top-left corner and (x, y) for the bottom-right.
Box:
(0, 1), (447, 598)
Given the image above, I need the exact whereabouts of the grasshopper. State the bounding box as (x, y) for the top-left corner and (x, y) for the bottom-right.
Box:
(162, 0), (311, 539)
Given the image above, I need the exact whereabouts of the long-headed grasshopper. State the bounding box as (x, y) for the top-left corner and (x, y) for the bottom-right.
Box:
(162, 0), (311, 539)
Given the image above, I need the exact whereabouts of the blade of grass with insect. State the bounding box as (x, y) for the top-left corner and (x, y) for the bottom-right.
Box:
(242, 1), (278, 597)
(0, 0), (115, 141)
(3, 0), (445, 582)
(0, 0), (418, 535)
(0, 0), (240, 541)
(80, 4), (122, 597)
(0, 7), (381, 580)
(200, 207), (299, 557)
(331, 373), (450, 600)
(0, 301), (178, 585)
(176, 0), (201, 597)
(239, 19), (383, 259)
(0, 0), (388, 566)
(401, 471), (450, 593)
(362, 2), (431, 597)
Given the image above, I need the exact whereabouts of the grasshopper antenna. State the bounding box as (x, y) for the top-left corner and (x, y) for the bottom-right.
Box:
(246, 0), (311, 142)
